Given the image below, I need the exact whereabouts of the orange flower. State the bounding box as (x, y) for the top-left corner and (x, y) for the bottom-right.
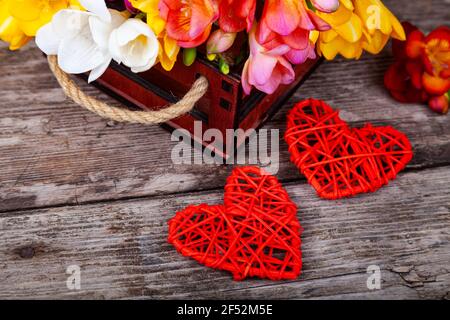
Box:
(159, 0), (218, 48)
(385, 22), (450, 114)
(406, 25), (450, 97)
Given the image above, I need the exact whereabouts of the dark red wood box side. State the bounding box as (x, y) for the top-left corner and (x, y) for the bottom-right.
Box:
(91, 56), (321, 157)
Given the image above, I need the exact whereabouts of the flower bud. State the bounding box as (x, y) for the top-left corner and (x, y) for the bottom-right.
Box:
(183, 48), (197, 67)
(219, 58), (230, 75)
(207, 29), (237, 55)
(310, 0), (340, 13)
(429, 94), (449, 114)
(207, 53), (217, 61)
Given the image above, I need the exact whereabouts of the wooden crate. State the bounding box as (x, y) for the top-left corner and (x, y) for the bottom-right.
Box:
(90, 55), (321, 158)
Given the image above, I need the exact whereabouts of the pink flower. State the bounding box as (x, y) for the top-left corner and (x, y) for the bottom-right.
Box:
(261, 0), (331, 36)
(207, 29), (237, 54)
(255, 0), (334, 65)
(257, 21), (317, 65)
(241, 25), (295, 95)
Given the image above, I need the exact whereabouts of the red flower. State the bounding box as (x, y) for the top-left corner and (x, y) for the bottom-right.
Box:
(218, 0), (256, 33)
(385, 22), (450, 114)
(159, 0), (219, 48)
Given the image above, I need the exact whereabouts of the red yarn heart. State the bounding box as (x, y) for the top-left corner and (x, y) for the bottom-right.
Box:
(285, 99), (413, 199)
(168, 166), (302, 281)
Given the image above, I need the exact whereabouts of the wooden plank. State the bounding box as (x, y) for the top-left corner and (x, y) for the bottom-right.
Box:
(0, 166), (449, 299)
(1, 0), (449, 212)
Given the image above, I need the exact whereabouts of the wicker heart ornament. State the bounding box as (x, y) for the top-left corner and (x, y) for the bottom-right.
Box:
(285, 99), (413, 200)
(168, 167), (302, 281)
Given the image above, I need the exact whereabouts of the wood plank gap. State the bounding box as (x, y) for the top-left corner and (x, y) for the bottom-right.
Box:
(1, 161), (449, 217)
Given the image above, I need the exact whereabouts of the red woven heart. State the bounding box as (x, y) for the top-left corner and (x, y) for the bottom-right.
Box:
(285, 99), (413, 199)
(168, 166), (302, 281)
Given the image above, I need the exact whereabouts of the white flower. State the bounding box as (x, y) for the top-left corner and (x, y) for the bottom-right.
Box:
(109, 19), (159, 73)
(36, 0), (125, 82)
(36, 0), (159, 80)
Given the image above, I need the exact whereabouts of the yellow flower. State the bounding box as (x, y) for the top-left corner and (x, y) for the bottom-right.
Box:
(0, 0), (79, 50)
(131, 0), (180, 71)
(0, 0), (30, 50)
(316, 0), (405, 60)
(7, 0), (78, 36)
(157, 32), (180, 71)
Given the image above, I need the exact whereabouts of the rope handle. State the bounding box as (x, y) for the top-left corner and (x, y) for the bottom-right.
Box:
(47, 55), (209, 124)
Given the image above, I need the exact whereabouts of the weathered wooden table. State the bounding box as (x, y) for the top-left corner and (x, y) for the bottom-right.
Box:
(0, 0), (449, 300)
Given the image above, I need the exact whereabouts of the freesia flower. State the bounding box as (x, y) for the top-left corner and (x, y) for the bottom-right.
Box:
(131, 0), (165, 34)
(206, 29), (236, 54)
(36, 0), (124, 82)
(156, 32), (180, 70)
(354, 0), (405, 54)
(109, 18), (159, 73)
(5, 0), (80, 36)
(241, 25), (295, 95)
(130, 0), (180, 71)
(0, 0), (80, 50)
(316, 0), (405, 60)
(429, 95), (449, 114)
(159, 0), (219, 48)
(406, 25), (450, 98)
(257, 0), (335, 65)
(260, 0), (333, 37)
(385, 22), (450, 114)
(257, 22), (317, 65)
(0, 0), (31, 50)
(218, 0), (255, 33)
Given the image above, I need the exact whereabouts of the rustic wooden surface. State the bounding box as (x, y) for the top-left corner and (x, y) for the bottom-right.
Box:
(0, 0), (449, 299)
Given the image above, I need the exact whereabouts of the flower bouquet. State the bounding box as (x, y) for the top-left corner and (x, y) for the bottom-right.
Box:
(0, 0), (405, 154)
(385, 22), (450, 114)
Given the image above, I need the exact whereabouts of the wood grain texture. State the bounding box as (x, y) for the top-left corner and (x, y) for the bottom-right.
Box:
(0, 0), (449, 212)
(0, 0), (449, 300)
(0, 166), (449, 299)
